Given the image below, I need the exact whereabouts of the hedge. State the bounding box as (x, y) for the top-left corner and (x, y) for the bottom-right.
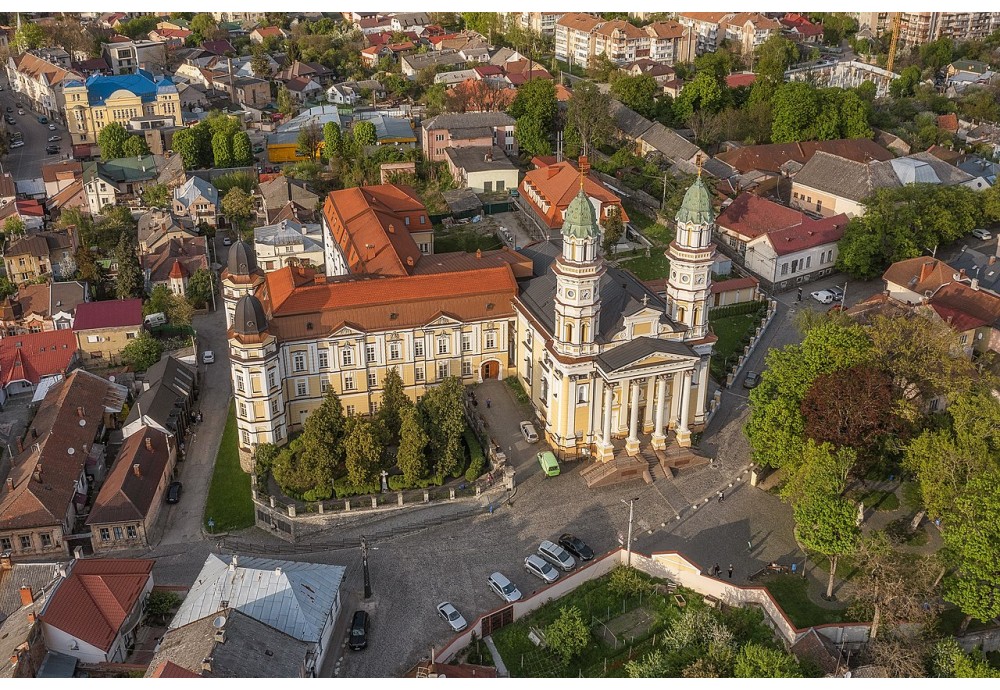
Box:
(464, 428), (486, 482)
(709, 300), (768, 319)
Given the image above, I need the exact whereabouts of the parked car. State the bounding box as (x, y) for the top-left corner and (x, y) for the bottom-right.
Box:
(487, 572), (522, 603)
(828, 286), (845, 302)
(972, 228), (993, 240)
(520, 421), (539, 443)
(37, 116), (47, 124)
(558, 533), (594, 562)
(166, 481), (183, 504)
(524, 554), (560, 583)
(45, 144), (59, 154)
(743, 371), (762, 389)
(810, 289), (835, 305)
(222, 235), (233, 246)
(202, 350), (215, 364)
(47, 135), (61, 142)
(17, 109), (24, 115)
(537, 451), (560, 477)
(538, 539), (576, 572)
(4, 106), (11, 113)
(348, 610), (369, 651)
(436, 602), (467, 632)
(48, 123), (56, 130)
(10, 140), (24, 149)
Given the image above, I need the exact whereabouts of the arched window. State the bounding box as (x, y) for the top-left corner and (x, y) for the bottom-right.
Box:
(693, 307), (701, 325)
(565, 322), (574, 342)
(581, 322), (589, 342)
(676, 306), (686, 322)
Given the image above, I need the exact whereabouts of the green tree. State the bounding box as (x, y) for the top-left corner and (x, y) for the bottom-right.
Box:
(771, 82), (821, 143)
(296, 122), (322, 161)
(674, 70), (725, 123)
(277, 85), (295, 116)
(171, 128), (201, 169)
(419, 376), (467, 478)
(122, 135), (150, 157)
(544, 606), (590, 664)
(733, 642), (803, 678)
(890, 66), (922, 98)
(353, 120), (377, 147)
(145, 284), (192, 326)
(3, 216), (26, 242)
(322, 122), (342, 161)
(232, 131), (253, 166)
(185, 268), (215, 308)
(601, 205), (624, 255)
(113, 235), (144, 299)
(98, 122), (130, 159)
(397, 404), (430, 484)
(13, 21), (44, 51)
(212, 131), (234, 168)
(931, 638), (1000, 678)
(611, 74), (659, 119)
(122, 332), (163, 371)
(73, 245), (104, 290)
(509, 78), (557, 157)
(837, 90), (873, 138)
(626, 650), (669, 678)
(141, 183), (171, 209)
(221, 188), (254, 232)
(376, 368), (409, 445)
(189, 13), (221, 44)
(793, 493), (860, 599)
(250, 44), (271, 77)
(750, 35), (798, 104)
(565, 80), (612, 157)
(0, 277), (16, 301)
(144, 590), (181, 625)
(984, 182), (1000, 226)
(344, 416), (384, 487)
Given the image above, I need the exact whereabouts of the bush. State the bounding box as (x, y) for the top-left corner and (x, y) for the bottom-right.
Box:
(333, 476), (381, 498)
(545, 606), (590, 665)
(464, 428), (486, 482)
(608, 565), (654, 597)
(303, 486), (333, 502)
(504, 376), (530, 404)
(387, 473), (445, 491)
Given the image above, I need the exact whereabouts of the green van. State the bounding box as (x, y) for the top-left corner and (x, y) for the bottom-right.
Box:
(537, 451), (561, 477)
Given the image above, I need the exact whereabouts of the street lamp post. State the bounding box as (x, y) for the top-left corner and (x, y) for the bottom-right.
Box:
(621, 497), (638, 566)
(361, 536), (372, 599)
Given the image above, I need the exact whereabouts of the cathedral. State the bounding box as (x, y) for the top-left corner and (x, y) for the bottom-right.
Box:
(223, 172), (717, 468)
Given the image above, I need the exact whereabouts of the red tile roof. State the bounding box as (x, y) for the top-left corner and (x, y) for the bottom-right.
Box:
(725, 72), (757, 88)
(882, 257), (955, 295)
(72, 298), (143, 331)
(718, 194), (848, 255)
(87, 427), (174, 526)
(781, 13), (824, 37)
(41, 160), (83, 184)
(645, 21), (686, 39)
(519, 159), (629, 229)
(254, 26), (285, 38)
(937, 113), (959, 133)
(40, 559), (154, 653)
(151, 661), (201, 678)
(765, 215), (848, 256)
(0, 329), (77, 388)
(927, 281), (1000, 331)
(716, 138), (893, 174)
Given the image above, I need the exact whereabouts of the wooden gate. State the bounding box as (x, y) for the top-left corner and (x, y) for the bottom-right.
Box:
(480, 605), (514, 636)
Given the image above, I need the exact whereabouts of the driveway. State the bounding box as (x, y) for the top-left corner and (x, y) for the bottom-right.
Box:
(156, 299), (231, 545)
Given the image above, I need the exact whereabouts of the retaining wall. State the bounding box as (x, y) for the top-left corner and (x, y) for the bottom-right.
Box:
(725, 298), (778, 388)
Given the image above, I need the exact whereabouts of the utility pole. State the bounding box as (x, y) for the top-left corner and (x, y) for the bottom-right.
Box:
(361, 536), (372, 599)
(621, 497), (638, 566)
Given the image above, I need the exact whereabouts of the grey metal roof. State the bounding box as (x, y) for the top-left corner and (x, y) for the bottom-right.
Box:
(950, 246), (1000, 294)
(596, 336), (698, 373)
(444, 146), (516, 174)
(124, 355), (196, 430)
(170, 554), (345, 644)
(637, 123), (701, 162)
(609, 100), (654, 140)
(796, 151), (974, 202)
(37, 651), (78, 678)
(174, 175), (219, 208)
(254, 219), (323, 251)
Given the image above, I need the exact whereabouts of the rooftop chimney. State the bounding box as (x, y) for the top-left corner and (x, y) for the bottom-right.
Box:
(476, 248), (482, 259)
(74, 546), (84, 560)
(388, 223), (395, 234)
(971, 278), (980, 291)
(214, 628), (227, 644)
(230, 555), (238, 571)
(579, 155), (590, 176)
(5, 478), (13, 491)
(145, 436), (153, 452)
(202, 658), (213, 673)
(1, 553), (12, 571)
(919, 260), (936, 284)
(26, 612), (36, 624)
(77, 406), (85, 418)
(20, 586), (34, 607)
(33, 465), (42, 483)
(133, 463), (141, 478)
(16, 438), (23, 453)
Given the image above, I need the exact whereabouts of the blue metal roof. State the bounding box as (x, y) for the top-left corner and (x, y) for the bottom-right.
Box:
(84, 69), (174, 106)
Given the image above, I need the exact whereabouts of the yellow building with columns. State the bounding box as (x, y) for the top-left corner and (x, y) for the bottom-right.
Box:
(63, 70), (181, 148)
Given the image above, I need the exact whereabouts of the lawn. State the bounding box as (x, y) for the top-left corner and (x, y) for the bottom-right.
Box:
(623, 204), (674, 246)
(616, 251), (671, 281)
(760, 574), (849, 628)
(847, 488), (900, 512)
(435, 227), (503, 254)
(709, 305), (768, 380)
(203, 402), (254, 532)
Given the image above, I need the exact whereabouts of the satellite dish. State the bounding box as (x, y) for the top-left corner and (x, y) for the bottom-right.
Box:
(109, 375), (116, 383)
(67, 447), (75, 455)
(79, 419), (86, 427)
(213, 615), (227, 629)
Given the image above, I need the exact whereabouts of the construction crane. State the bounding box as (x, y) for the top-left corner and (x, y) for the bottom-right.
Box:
(886, 12), (902, 73)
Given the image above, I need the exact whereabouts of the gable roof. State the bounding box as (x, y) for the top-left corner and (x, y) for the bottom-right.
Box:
(174, 176), (218, 209)
(73, 298), (143, 331)
(556, 13), (604, 33)
(142, 237), (209, 285)
(87, 427), (174, 525)
(13, 52), (82, 89)
(41, 161), (83, 185)
(0, 330), (77, 389)
(717, 138), (893, 175)
(519, 159), (629, 229)
(882, 257), (955, 295)
(423, 111), (515, 132)
(40, 559), (154, 653)
(927, 281), (1000, 331)
(637, 123), (702, 162)
(170, 554), (345, 644)
(795, 151), (974, 201)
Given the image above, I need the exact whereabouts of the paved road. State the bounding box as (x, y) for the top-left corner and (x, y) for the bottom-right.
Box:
(1, 77), (70, 181)
(157, 247), (231, 546)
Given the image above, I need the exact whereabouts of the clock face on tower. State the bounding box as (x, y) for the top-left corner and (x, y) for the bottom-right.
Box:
(681, 274), (690, 283)
(582, 290), (591, 299)
(696, 276), (705, 284)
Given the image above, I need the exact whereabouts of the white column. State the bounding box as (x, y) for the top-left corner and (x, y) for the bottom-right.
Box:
(643, 376), (656, 429)
(602, 384), (614, 446)
(593, 378), (605, 442)
(676, 370), (693, 447)
(627, 380), (641, 442)
(694, 358), (711, 425)
(652, 376), (667, 449)
(668, 373), (681, 428)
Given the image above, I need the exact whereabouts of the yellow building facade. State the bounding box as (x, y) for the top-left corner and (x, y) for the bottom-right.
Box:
(64, 71), (182, 147)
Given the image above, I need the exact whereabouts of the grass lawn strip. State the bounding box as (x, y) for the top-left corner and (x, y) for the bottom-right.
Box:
(709, 311), (762, 380)
(759, 574), (849, 628)
(203, 402), (254, 532)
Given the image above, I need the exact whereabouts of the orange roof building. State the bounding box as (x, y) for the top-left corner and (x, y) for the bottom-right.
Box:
(519, 157), (629, 230)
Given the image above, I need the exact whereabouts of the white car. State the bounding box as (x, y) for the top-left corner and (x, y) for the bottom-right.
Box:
(524, 554), (560, 583)
(17, 109), (24, 115)
(48, 123), (56, 130)
(972, 228), (993, 240)
(47, 135), (61, 142)
(487, 572), (522, 603)
(436, 602), (468, 632)
(202, 350), (215, 364)
(9, 140), (24, 148)
(519, 421), (539, 444)
(810, 289), (835, 305)
(222, 236), (233, 246)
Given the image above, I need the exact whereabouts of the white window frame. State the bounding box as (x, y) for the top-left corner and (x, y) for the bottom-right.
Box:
(342, 347), (354, 367)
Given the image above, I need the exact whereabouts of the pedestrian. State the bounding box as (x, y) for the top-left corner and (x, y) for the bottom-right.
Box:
(728, 564), (734, 579)
(797, 288), (803, 302)
(717, 490), (724, 503)
(486, 398), (491, 408)
(747, 540), (752, 552)
(713, 563), (721, 576)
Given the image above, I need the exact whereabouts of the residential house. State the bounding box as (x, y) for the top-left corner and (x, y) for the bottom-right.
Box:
(391, 13), (431, 31)
(507, 12), (564, 36)
(147, 609), (313, 677)
(322, 184), (435, 275)
(946, 59), (993, 83)
(0, 330), (79, 404)
(267, 105), (342, 163)
(0, 199), (46, 233)
(781, 13), (824, 44)
(3, 232), (77, 284)
(715, 193), (848, 290)
(63, 71), (181, 148)
(555, 13), (605, 68)
(593, 20), (651, 66)
(72, 57), (113, 78)
(964, 122), (1000, 158)
(254, 219), (326, 273)
(41, 161), (84, 199)
(256, 175), (320, 224)
(956, 155), (999, 187)
(518, 157), (629, 231)
(677, 12), (732, 55)
(791, 151), (975, 218)
(444, 146), (519, 194)
(46, 180), (89, 220)
(0, 281), (88, 336)
(199, 40), (236, 57)
(82, 156), (161, 214)
(284, 76), (322, 104)
(644, 21), (695, 65)
(326, 79), (385, 105)
(625, 59), (677, 86)
(176, 82), (210, 110)
(165, 554), (346, 676)
(86, 427), (177, 552)
(400, 50), (467, 79)
(39, 558), (154, 663)
(357, 112), (417, 148)
(148, 28), (193, 48)
(722, 13), (783, 55)
(716, 138), (893, 178)
(172, 176), (219, 227)
(0, 370), (127, 557)
(137, 210), (199, 253)
(101, 39), (167, 75)
(72, 298), (143, 362)
(122, 354), (197, 443)
(250, 26), (288, 44)
(608, 100), (704, 165)
(421, 111), (517, 162)
(0, 172), (15, 208)
(0, 555), (66, 679)
(141, 237), (210, 295)
(4, 51), (83, 124)
(882, 256), (961, 304)
(275, 60), (333, 86)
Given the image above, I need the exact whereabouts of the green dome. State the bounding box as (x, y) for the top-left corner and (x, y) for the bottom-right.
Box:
(675, 176), (715, 226)
(561, 187), (600, 240)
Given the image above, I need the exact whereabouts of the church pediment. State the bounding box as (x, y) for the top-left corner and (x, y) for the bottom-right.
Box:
(596, 336), (698, 374)
(423, 312), (463, 328)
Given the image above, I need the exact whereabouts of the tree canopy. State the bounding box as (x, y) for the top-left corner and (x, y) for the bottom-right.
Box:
(509, 79), (557, 157)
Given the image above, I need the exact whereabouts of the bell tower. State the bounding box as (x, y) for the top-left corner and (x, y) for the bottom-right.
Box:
(220, 240), (265, 330)
(664, 160), (716, 341)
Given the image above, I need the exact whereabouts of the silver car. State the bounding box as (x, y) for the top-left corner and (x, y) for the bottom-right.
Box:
(524, 554), (560, 583)
(538, 539), (576, 572)
(810, 289), (835, 305)
(520, 421), (539, 443)
(436, 601), (468, 632)
(487, 572), (522, 603)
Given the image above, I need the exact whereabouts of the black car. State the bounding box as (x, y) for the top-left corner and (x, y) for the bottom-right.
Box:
(4, 106), (11, 113)
(743, 371), (762, 389)
(558, 533), (594, 562)
(166, 481), (183, 504)
(348, 610), (369, 651)
(45, 144), (60, 154)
